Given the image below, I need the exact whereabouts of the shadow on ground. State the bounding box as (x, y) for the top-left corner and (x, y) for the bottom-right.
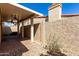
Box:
(0, 35), (29, 56)
(40, 51), (66, 56)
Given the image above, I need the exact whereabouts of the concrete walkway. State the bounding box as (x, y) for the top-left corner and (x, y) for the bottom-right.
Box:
(21, 40), (47, 56)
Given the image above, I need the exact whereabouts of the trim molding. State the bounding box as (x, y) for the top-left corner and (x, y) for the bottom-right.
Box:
(48, 3), (61, 10)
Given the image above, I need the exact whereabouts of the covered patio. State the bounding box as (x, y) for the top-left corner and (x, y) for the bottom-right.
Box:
(0, 3), (43, 43)
(0, 3), (46, 56)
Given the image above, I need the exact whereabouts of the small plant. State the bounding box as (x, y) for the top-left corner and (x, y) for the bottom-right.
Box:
(45, 33), (66, 56)
(46, 33), (61, 52)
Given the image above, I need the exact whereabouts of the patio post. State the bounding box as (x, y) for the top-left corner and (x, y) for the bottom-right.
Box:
(22, 21), (24, 38)
(17, 18), (20, 37)
(30, 18), (34, 42)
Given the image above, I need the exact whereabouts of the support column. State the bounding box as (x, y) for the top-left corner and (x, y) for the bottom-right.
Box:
(30, 18), (34, 42)
(17, 19), (19, 37)
(22, 21), (24, 38)
(0, 9), (2, 43)
(41, 21), (46, 47)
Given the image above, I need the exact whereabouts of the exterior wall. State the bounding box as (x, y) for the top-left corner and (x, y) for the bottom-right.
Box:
(23, 18), (46, 26)
(20, 17), (46, 46)
(34, 23), (41, 42)
(34, 22), (46, 46)
(20, 23), (43, 43)
(48, 4), (61, 22)
(21, 25), (31, 38)
(45, 16), (79, 55)
(21, 22), (46, 45)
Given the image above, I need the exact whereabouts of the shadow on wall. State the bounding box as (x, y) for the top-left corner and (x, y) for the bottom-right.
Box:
(34, 23), (40, 36)
(20, 25), (31, 39)
(20, 23), (40, 39)
(40, 33), (66, 56)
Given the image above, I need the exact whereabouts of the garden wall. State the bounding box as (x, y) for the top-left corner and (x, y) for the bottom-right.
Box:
(45, 16), (79, 55)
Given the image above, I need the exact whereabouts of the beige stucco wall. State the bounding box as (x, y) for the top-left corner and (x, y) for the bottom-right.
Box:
(34, 22), (46, 46)
(20, 25), (31, 38)
(23, 18), (46, 26)
(45, 16), (79, 55)
(20, 22), (45, 46)
(48, 5), (61, 22)
(19, 17), (46, 46)
(34, 24), (41, 42)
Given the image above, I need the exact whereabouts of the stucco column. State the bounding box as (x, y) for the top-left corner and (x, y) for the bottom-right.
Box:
(22, 21), (24, 38)
(48, 3), (62, 22)
(42, 21), (46, 46)
(30, 18), (34, 42)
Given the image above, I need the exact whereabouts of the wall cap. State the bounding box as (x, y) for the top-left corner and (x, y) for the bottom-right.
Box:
(48, 3), (61, 10)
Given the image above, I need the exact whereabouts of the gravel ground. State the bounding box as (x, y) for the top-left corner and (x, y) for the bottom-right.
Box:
(21, 40), (47, 56)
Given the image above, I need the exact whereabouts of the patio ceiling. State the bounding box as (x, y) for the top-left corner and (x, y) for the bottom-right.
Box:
(0, 3), (44, 22)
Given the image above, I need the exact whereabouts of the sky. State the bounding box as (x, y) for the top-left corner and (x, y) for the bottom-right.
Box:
(19, 3), (52, 16)
(62, 3), (79, 14)
(19, 3), (79, 16)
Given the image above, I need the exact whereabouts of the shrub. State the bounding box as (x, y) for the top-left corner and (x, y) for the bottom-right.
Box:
(46, 33), (61, 52)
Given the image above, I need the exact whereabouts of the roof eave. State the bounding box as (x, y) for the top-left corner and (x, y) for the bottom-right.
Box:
(9, 3), (44, 16)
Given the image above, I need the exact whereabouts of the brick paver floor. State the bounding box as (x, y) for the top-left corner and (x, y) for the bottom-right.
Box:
(0, 36), (47, 56)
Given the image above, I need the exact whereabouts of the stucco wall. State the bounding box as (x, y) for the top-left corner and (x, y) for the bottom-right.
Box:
(23, 18), (46, 26)
(21, 25), (31, 38)
(34, 23), (41, 42)
(34, 22), (46, 46)
(45, 16), (79, 55)
(21, 23), (43, 44)
(20, 19), (46, 47)
(48, 6), (61, 22)
(20, 18), (46, 46)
